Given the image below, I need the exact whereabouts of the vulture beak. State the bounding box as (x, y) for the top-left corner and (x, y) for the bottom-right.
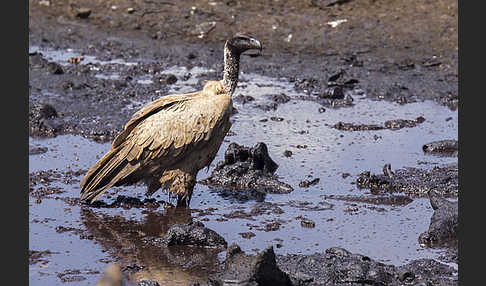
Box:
(247, 38), (263, 57)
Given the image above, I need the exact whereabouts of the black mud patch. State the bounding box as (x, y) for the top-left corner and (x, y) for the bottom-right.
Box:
(88, 195), (166, 209)
(29, 169), (86, 199)
(419, 191), (458, 247)
(356, 163), (458, 197)
(29, 250), (57, 265)
(322, 194), (413, 206)
(208, 244), (293, 286)
(332, 116), (425, 131)
(277, 247), (457, 286)
(56, 269), (100, 283)
(145, 221), (227, 248)
(200, 142), (293, 195)
(423, 139), (458, 157)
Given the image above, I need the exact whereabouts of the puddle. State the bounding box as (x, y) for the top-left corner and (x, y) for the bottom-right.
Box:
(29, 66), (458, 284)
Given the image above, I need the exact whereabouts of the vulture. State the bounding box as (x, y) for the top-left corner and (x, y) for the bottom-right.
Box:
(80, 33), (262, 207)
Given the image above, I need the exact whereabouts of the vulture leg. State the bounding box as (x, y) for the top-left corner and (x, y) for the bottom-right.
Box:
(160, 169), (196, 208)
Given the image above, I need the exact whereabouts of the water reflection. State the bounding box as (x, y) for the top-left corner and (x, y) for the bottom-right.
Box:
(80, 205), (223, 285)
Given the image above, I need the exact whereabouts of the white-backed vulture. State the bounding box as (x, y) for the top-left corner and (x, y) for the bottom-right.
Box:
(80, 33), (262, 207)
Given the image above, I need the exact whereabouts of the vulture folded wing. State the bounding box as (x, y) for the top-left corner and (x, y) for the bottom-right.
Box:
(80, 85), (231, 203)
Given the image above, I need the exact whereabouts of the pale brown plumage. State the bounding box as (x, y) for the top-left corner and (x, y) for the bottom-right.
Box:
(80, 33), (262, 207)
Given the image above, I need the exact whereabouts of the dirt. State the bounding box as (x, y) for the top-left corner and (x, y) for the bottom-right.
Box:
(200, 142), (294, 194)
(29, 0), (458, 285)
(29, 0), (457, 141)
(356, 163), (458, 197)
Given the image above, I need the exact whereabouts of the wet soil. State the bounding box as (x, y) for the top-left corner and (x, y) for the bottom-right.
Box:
(29, 0), (457, 285)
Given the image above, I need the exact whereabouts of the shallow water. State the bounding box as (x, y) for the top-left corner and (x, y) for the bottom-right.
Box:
(29, 59), (458, 285)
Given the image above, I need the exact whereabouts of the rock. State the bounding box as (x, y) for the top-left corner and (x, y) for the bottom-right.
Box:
(209, 244), (293, 286)
(156, 74), (178, 85)
(153, 221), (227, 248)
(271, 93), (291, 104)
(75, 8), (92, 19)
(320, 86), (344, 99)
(283, 150), (293, 157)
(418, 191), (458, 246)
(47, 62), (64, 74)
(423, 140), (458, 156)
(201, 142), (293, 194)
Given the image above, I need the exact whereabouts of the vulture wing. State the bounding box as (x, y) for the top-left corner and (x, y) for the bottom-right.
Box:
(80, 81), (231, 203)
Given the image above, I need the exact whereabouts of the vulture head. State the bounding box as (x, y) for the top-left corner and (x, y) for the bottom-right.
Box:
(225, 33), (262, 55)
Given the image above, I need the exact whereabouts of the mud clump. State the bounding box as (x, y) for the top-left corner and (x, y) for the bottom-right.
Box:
(277, 247), (457, 286)
(29, 250), (55, 265)
(208, 244), (293, 286)
(201, 142), (294, 194)
(149, 221), (227, 248)
(88, 195), (163, 209)
(298, 178), (320, 188)
(419, 191), (458, 247)
(322, 194), (413, 206)
(356, 163), (458, 197)
(29, 103), (64, 137)
(333, 116), (425, 131)
(423, 140), (458, 156)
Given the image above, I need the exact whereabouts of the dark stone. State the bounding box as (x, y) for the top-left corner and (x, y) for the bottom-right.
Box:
(156, 73), (178, 85)
(234, 94), (255, 104)
(271, 93), (291, 104)
(209, 244), (293, 286)
(320, 86), (344, 99)
(47, 62), (64, 74)
(201, 142), (293, 195)
(75, 8), (92, 19)
(418, 191), (458, 246)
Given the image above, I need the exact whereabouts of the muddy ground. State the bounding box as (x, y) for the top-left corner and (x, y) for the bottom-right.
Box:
(29, 0), (458, 285)
(29, 0), (457, 141)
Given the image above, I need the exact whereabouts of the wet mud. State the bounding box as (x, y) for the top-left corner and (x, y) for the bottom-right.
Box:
(29, 0), (457, 285)
(356, 163), (458, 197)
(418, 191), (458, 246)
(277, 247), (458, 286)
(201, 142), (294, 195)
(422, 139), (458, 157)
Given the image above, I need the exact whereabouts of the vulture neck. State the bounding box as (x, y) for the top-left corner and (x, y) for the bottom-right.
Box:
(222, 44), (241, 96)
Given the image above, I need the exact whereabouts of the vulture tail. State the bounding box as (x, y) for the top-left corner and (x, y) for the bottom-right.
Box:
(80, 146), (139, 203)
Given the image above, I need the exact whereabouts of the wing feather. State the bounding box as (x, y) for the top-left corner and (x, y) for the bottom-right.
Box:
(80, 81), (232, 203)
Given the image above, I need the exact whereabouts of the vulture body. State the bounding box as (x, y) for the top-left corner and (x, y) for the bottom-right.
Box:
(80, 34), (262, 207)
